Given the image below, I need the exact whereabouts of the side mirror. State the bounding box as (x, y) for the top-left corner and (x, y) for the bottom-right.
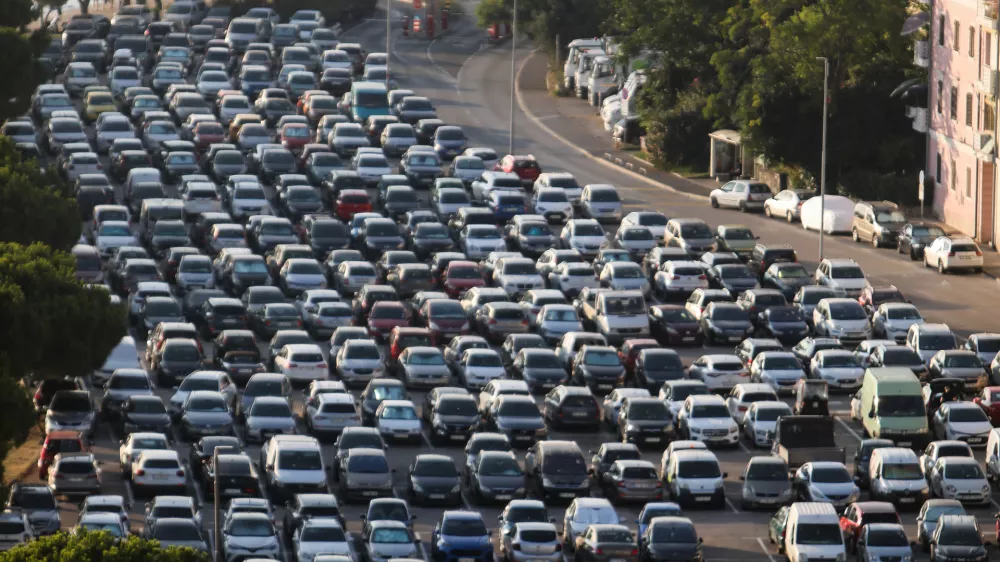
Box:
(391, 468), (397, 473)
(853, 476), (861, 485)
(739, 475), (745, 481)
(360, 514), (367, 521)
(697, 538), (704, 545)
(722, 472), (728, 479)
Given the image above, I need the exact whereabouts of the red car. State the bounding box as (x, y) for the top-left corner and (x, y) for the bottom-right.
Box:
(419, 298), (469, 346)
(974, 386), (1000, 425)
(334, 189), (372, 221)
(386, 327), (433, 370)
(441, 260), (486, 297)
(38, 431), (87, 479)
(367, 301), (410, 340)
(280, 123), (312, 152)
(192, 121), (226, 152)
(494, 154), (541, 185)
(618, 338), (660, 378)
(838, 501), (900, 553)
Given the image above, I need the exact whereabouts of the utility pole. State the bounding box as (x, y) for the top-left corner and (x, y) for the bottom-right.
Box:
(508, 0), (517, 154)
(817, 56), (829, 261)
(385, 0), (391, 89)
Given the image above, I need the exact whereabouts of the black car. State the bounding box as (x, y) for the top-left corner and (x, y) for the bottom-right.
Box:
(199, 453), (261, 499)
(398, 150), (443, 188)
(319, 68), (352, 97)
(277, 185), (324, 221)
(258, 148), (298, 184)
(330, 427), (387, 476)
(407, 222), (454, 260)
(616, 398), (674, 447)
(116, 395), (171, 437)
(150, 338), (206, 387)
(135, 295), (185, 338)
(300, 215), (349, 257)
(257, 98), (296, 127)
(193, 297), (249, 339)
(761, 262), (813, 300)
(897, 222), (948, 261)
(188, 436), (242, 484)
(407, 454), (462, 506)
(467, 451), (526, 504)
(756, 306), (810, 345)
(746, 243), (798, 280)
(33, 378), (81, 413)
(481, 395), (546, 448)
(424, 393), (480, 445)
(639, 517), (702, 562)
(633, 349), (686, 393)
(500, 334), (547, 371)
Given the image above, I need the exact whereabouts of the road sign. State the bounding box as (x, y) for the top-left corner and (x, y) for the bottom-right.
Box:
(918, 170), (925, 201)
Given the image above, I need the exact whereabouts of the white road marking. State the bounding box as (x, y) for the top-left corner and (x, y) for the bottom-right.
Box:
(756, 537), (778, 562)
(420, 429), (435, 449)
(724, 496), (741, 514)
(834, 415), (863, 442)
(426, 36), (458, 84)
(418, 534), (430, 562)
(461, 490), (473, 510)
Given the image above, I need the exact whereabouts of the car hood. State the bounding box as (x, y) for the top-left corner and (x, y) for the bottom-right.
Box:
(768, 320), (809, 333)
(413, 475), (460, 489)
(225, 535), (280, 552)
(104, 388), (151, 401)
(947, 421), (992, 435)
(642, 368), (686, 382)
(440, 534), (491, 550)
(936, 545), (987, 558)
(48, 410), (92, 423)
(708, 319), (751, 330)
(647, 542), (699, 560)
(348, 472), (392, 486)
(496, 415), (545, 431)
(722, 278), (760, 290)
(125, 412), (171, 426)
(690, 418), (735, 431)
(523, 367), (567, 381)
(298, 542), (351, 556)
(940, 367), (985, 379)
(745, 480), (789, 495)
(478, 474), (525, 489)
(367, 542), (418, 558)
(183, 410), (233, 425)
(159, 539), (208, 551)
(178, 272), (213, 282)
(406, 364), (452, 377)
(247, 415), (296, 430)
(580, 364), (625, 378)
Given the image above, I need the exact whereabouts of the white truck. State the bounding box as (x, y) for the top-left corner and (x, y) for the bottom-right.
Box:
(562, 38), (603, 91)
(573, 49), (606, 100)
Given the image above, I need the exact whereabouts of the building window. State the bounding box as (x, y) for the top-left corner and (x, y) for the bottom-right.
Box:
(967, 93), (974, 126)
(951, 158), (957, 190)
(939, 15), (946, 46)
(967, 167), (973, 198)
(955, 21), (961, 51)
(937, 80), (944, 114)
(936, 153), (943, 183)
(971, 27), (976, 57)
(987, 33), (993, 64)
(951, 86), (959, 119)
(986, 99), (996, 130)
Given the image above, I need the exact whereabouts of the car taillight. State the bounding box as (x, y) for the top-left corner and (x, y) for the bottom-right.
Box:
(521, 320), (529, 326)
(288, 363), (298, 368)
(554, 544), (562, 552)
(318, 363), (327, 369)
(976, 249), (984, 256)
(297, 319), (303, 326)
(243, 487), (255, 493)
(265, 320), (272, 326)
(949, 251), (956, 257)
(176, 469), (185, 477)
(595, 548), (604, 555)
(698, 275), (707, 280)
(488, 319), (498, 324)
(738, 405), (747, 412)
(34, 390), (42, 401)
(136, 469), (145, 476)
(87, 473), (98, 479)
(631, 549), (638, 556)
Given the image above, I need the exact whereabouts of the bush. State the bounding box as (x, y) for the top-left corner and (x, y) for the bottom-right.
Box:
(836, 170), (922, 206)
(640, 83), (712, 170)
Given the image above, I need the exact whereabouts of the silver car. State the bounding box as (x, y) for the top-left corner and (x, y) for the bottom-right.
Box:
(335, 339), (385, 386)
(95, 115), (136, 153)
(306, 393), (360, 436)
(222, 512), (282, 562)
(739, 456), (793, 509)
(399, 346), (451, 389)
(855, 523), (915, 562)
(580, 184), (623, 223)
(145, 517), (210, 553)
(337, 448), (394, 501)
(362, 520), (420, 562)
(244, 395), (297, 443)
(176, 255), (215, 293)
(915, 499), (965, 551)
(179, 390), (234, 439)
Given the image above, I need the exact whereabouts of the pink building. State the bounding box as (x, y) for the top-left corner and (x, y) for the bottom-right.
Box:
(926, 0), (999, 245)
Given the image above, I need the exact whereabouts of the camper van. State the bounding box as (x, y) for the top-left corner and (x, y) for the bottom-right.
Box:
(562, 39), (603, 91)
(573, 49), (605, 100)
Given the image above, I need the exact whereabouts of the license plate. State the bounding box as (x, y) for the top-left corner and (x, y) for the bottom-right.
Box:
(153, 474), (168, 480)
(694, 496), (712, 502)
(572, 412), (587, 417)
(729, 336), (742, 342)
(969, 438), (984, 443)
(682, 337), (695, 342)
(451, 435), (465, 440)
(495, 494), (512, 500)
(598, 384), (612, 390)
(897, 441), (911, 447)
(362, 491), (377, 496)
(239, 369), (251, 374)
(646, 437), (660, 443)
(429, 494), (445, 499)
(899, 497), (915, 503)
(610, 559), (626, 562)
(223, 488), (241, 494)
(459, 559), (476, 562)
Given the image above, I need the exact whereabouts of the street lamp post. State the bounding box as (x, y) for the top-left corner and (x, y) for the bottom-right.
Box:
(386, 0), (392, 90)
(816, 56), (829, 261)
(508, 0), (517, 154)
(213, 445), (236, 562)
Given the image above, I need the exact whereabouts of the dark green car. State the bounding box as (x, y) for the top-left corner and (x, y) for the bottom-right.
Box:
(768, 505), (790, 554)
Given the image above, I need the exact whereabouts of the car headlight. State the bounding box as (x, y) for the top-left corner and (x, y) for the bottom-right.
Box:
(541, 477), (554, 488)
(983, 485), (991, 494)
(689, 427), (701, 435)
(663, 424), (673, 433)
(450, 484), (461, 493)
(412, 482), (425, 493)
(728, 425), (738, 434)
(626, 424), (638, 432)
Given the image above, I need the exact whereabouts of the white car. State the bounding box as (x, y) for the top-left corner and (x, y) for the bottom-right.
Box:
(223, 512), (282, 562)
(109, 66), (142, 98)
(80, 494), (129, 525)
(662, 449), (726, 507)
(598, 262), (649, 294)
(654, 260), (708, 299)
(723, 383), (778, 425)
(742, 401), (791, 447)
(374, 399), (422, 443)
(244, 396), (297, 443)
(687, 354), (749, 392)
(459, 225), (508, 259)
(273, 343), (328, 383)
(478, 379), (531, 414)
(763, 188), (814, 222)
(94, 221), (139, 258)
(196, 71), (232, 98)
(73, 512), (128, 538)
(872, 303), (925, 343)
(708, 179), (771, 212)
(168, 371), (238, 415)
(809, 349), (866, 391)
(548, 262), (599, 295)
(294, 518), (352, 562)
(559, 219), (608, 258)
(119, 432), (170, 476)
(923, 236), (985, 274)
(536, 304), (584, 344)
(532, 172), (582, 202)
(621, 211), (669, 240)
(927, 457), (991, 504)
(305, 392), (360, 435)
(131, 449), (187, 496)
(676, 395), (739, 446)
(812, 298), (872, 343)
(658, 380), (711, 420)
(560, 498), (619, 546)
(351, 152), (393, 185)
(919, 440), (973, 475)
(932, 402), (992, 447)
(458, 349), (507, 389)
(748, 351), (806, 394)
(531, 188), (574, 222)
(321, 49), (352, 72)
(493, 257), (545, 297)
(813, 258), (869, 298)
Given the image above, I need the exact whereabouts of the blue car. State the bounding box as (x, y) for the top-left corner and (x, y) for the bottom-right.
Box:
(432, 511), (493, 562)
(635, 502), (683, 538)
(488, 192), (528, 223)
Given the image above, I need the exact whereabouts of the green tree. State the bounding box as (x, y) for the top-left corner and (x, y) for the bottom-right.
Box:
(0, 242), (127, 382)
(0, 375), (35, 503)
(476, 0), (511, 27)
(1, 530), (211, 562)
(476, 0), (606, 60)
(708, 0), (921, 185)
(0, 138), (80, 251)
(0, 0), (35, 29)
(0, 29), (49, 126)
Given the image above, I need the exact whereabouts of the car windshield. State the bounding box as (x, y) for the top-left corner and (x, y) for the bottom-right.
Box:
(628, 402), (669, 420)
(348, 454), (389, 473)
(584, 350), (620, 367)
(828, 303), (867, 320)
(679, 223), (712, 238)
(356, 92), (388, 108)
(796, 524), (844, 545)
(886, 307), (922, 320)
(381, 405), (417, 420)
(251, 400), (291, 417)
(677, 460), (721, 478)
(276, 450), (322, 470)
(945, 354), (983, 368)
(468, 227), (502, 239)
(574, 223), (604, 236)
(540, 452), (586, 475)
(768, 308), (804, 323)
(436, 398), (476, 416)
(234, 260), (268, 274)
(480, 455), (523, 476)
(924, 506), (966, 522)
(949, 406), (989, 422)
(754, 406), (790, 422)
(811, 466), (851, 483)
(763, 356), (801, 370)
(372, 528), (411, 543)
(939, 524), (984, 546)
(154, 522), (202, 541)
(921, 334), (956, 350)
(911, 226), (947, 238)
(230, 519), (274, 537)
(882, 462), (923, 480)
(442, 518), (488, 537)
(301, 526), (346, 542)
(710, 307), (748, 322)
(881, 348), (922, 365)
(371, 386), (407, 401)
(244, 380), (284, 397)
(604, 296), (645, 315)
(876, 211), (906, 224)
(189, 396), (227, 412)
(831, 266), (865, 279)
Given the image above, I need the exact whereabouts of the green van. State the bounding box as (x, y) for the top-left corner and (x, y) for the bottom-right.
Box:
(857, 367), (928, 448)
(349, 82), (390, 124)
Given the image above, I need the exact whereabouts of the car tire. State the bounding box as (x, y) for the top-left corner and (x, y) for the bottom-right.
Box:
(872, 235), (880, 248)
(852, 229), (860, 243)
(710, 198), (719, 209)
(764, 205), (772, 218)
(938, 261), (946, 274)
(739, 201), (748, 213)
(786, 211), (794, 223)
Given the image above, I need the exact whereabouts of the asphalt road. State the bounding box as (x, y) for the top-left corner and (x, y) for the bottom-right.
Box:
(25, 2), (1000, 561)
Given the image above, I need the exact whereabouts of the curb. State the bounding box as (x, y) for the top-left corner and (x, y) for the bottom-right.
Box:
(513, 49), (711, 202)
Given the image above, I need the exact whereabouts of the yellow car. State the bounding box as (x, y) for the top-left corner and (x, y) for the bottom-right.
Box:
(84, 91), (117, 123)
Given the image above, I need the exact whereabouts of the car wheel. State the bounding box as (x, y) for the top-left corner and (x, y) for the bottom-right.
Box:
(710, 198), (719, 209)
(938, 261), (946, 274)
(786, 211), (794, 223)
(739, 201), (748, 213)
(764, 205), (772, 218)
(872, 235), (880, 249)
(852, 229), (860, 243)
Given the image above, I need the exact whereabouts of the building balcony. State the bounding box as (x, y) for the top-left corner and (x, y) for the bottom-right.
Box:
(911, 106), (929, 133)
(980, 0), (999, 30)
(976, 67), (999, 96)
(914, 39), (930, 68)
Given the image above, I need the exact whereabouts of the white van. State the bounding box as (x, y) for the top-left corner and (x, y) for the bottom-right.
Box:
(124, 167), (162, 197)
(662, 449), (727, 508)
(783, 502), (846, 562)
(984, 428), (1000, 481)
(867, 447), (928, 505)
(906, 323), (957, 365)
(260, 435), (327, 503)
